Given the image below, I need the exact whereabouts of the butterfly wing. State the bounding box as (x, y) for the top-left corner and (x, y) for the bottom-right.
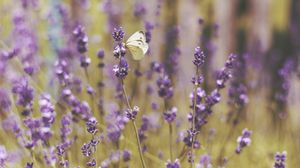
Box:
(126, 31), (149, 60)
(126, 43), (144, 60)
(127, 31), (146, 43)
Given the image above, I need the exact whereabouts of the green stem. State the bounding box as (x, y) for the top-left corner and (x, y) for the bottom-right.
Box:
(120, 79), (147, 168)
(169, 123), (173, 162)
(132, 121), (147, 168)
(190, 67), (199, 168)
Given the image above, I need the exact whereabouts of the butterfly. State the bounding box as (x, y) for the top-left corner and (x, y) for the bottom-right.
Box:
(125, 31), (149, 60)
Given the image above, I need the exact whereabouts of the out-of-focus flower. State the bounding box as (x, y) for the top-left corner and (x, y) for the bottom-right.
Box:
(123, 149), (131, 162)
(196, 154), (212, 168)
(39, 94), (56, 127)
(12, 77), (34, 108)
(163, 107), (177, 123)
(12, 13), (39, 75)
(0, 89), (11, 114)
(43, 146), (57, 166)
(134, 2), (146, 17)
(145, 21), (154, 43)
(216, 54), (236, 89)
(25, 162), (33, 168)
(156, 73), (173, 99)
(274, 151), (287, 168)
(165, 159), (180, 168)
(80, 55), (91, 68)
(0, 146), (8, 167)
(73, 25), (88, 54)
(125, 106), (139, 120)
(86, 117), (98, 135)
(97, 49), (105, 59)
(235, 128), (252, 154)
(86, 159), (96, 167)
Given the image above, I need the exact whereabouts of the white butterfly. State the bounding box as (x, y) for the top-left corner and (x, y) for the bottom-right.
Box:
(125, 31), (149, 60)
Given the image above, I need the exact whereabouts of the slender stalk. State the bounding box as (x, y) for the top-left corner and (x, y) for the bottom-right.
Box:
(169, 123), (173, 161)
(164, 99), (173, 162)
(190, 67), (199, 168)
(83, 67), (97, 115)
(84, 67), (90, 82)
(132, 121), (147, 168)
(217, 106), (242, 164)
(30, 149), (36, 166)
(120, 79), (147, 168)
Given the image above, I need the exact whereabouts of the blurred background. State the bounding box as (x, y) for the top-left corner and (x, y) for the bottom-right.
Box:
(0, 0), (300, 167)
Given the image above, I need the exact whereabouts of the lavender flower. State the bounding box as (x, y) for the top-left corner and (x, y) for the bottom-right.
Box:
(12, 77), (34, 108)
(12, 13), (39, 75)
(235, 128), (252, 154)
(112, 27), (125, 42)
(0, 89), (11, 113)
(193, 47), (206, 68)
(113, 57), (129, 79)
(113, 43), (126, 59)
(134, 2), (146, 17)
(97, 49), (105, 59)
(86, 117), (98, 135)
(86, 159), (96, 167)
(145, 21), (154, 43)
(125, 106), (139, 120)
(59, 160), (69, 168)
(73, 25), (88, 54)
(81, 143), (92, 157)
(43, 147), (57, 166)
(274, 151), (287, 168)
(216, 54), (236, 89)
(105, 108), (128, 142)
(0, 146), (7, 167)
(163, 107), (177, 123)
(80, 55), (91, 68)
(25, 162), (33, 168)
(156, 73), (173, 99)
(123, 149), (131, 162)
(166, 159), (180, 168)
(39, 94), (56, 127)
(197, 154), (212, 168)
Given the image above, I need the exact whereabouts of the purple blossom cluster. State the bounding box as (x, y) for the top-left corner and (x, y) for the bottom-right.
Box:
(235, 128), (252, 154)
(274, 151), (287, 168)
(3, 1), (300, 167)
(166, 159), (180, 168)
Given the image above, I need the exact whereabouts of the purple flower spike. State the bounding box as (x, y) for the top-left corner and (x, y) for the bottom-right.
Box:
(0, 146), (8, 167)
(97, 49), (105, 59)
(0, 89), (11, 113)
(80, 55), (91, 68)
(123, 149), (131, 162)
(25, 162), (33, 168)
(163, 107), (177, 123)
(12, 77), (34, 108)
(113, 43), (126, 58)
(193, 47), (206, 68)
(86, 159), (96, 167)
(86, 117), (98, 135)
(126, 106), (139, 120)
(156, 74), (173, 99)
(112, 27), (125, 42)
(113, 57), (129, 79)
(274, 151), (287, 168)
(165, 159), (180, 168)
(235, 128), (252, 154)
(73, 25), (88, 54)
